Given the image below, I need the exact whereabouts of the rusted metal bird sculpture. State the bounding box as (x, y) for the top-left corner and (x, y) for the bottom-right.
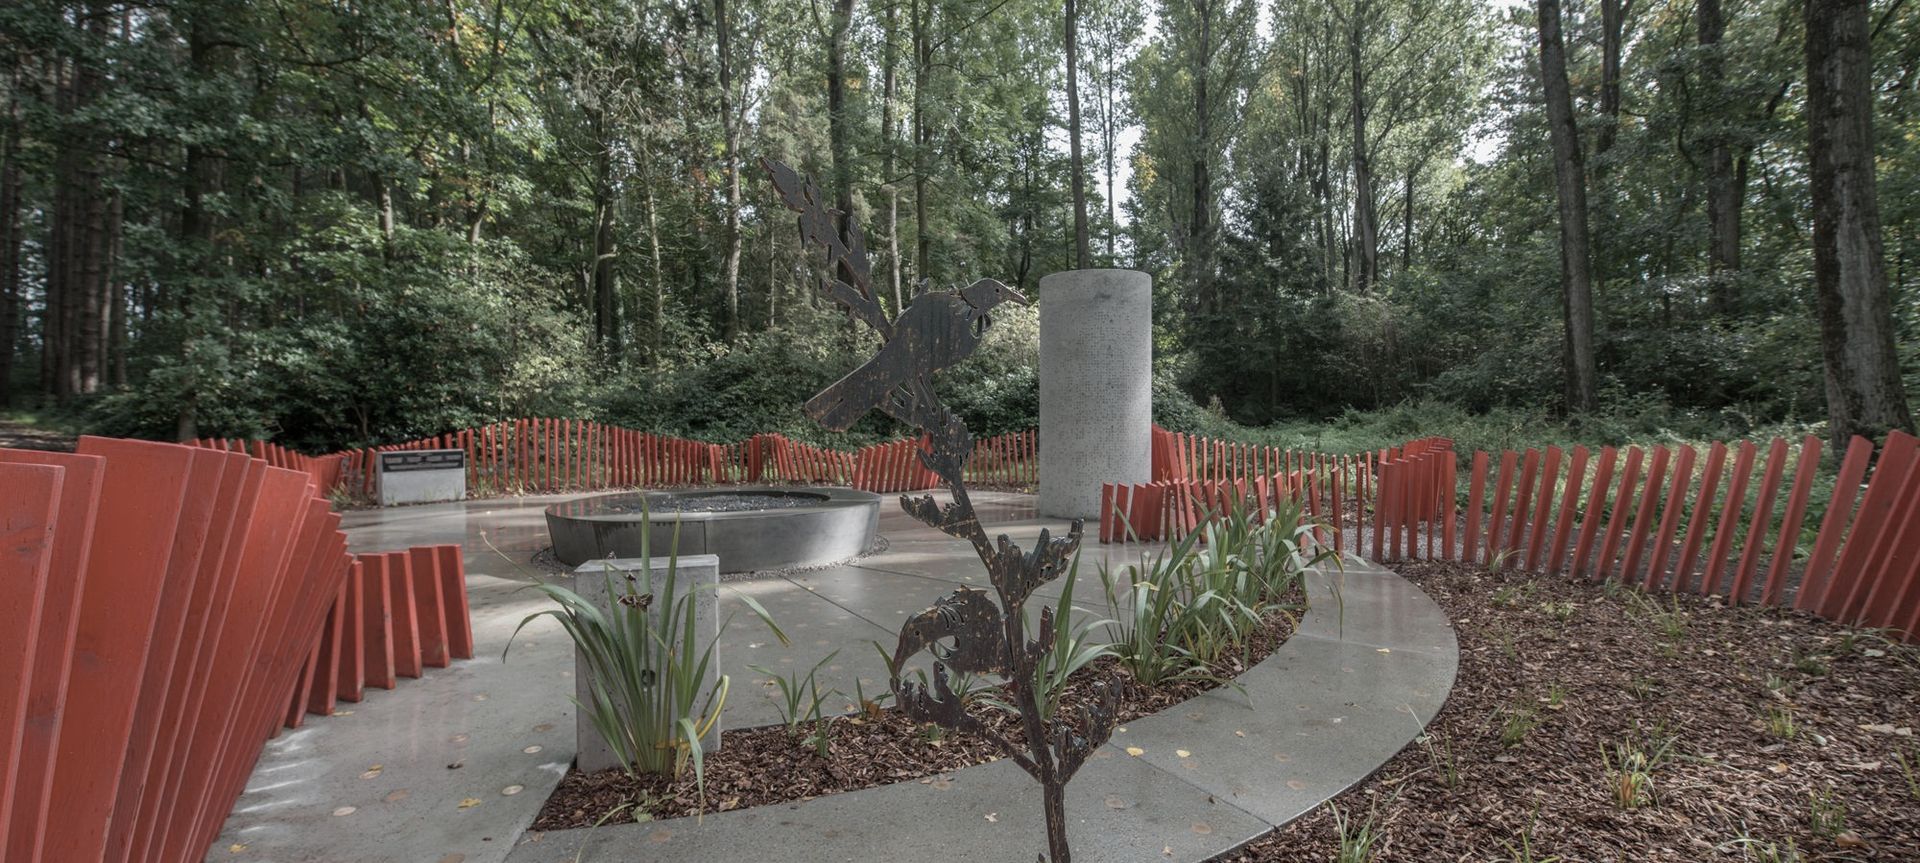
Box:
(765, 156), (1113, 863)
(805, 278), (1028, 430)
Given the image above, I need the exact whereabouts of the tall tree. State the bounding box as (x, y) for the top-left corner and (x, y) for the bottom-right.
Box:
(1699, 0), (1742, 298)
(0, 63), (19, 407)
(827, 0), (857, 249)
(1345, 1), (1378, 292)
(1065, 0), (1090, 267)
(718, 0), (743, 340)
(1805, 0), (1914, 451)
(1537, 0), (1599, 413)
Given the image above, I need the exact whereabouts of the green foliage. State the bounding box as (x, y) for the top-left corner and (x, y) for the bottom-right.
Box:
(1099, 494), (1327, 686)
(506, 518), (786, 795)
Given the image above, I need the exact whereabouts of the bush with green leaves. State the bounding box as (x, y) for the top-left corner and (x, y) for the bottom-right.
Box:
(508, 520), (784, 799)
(1100, 494), (1332, 686)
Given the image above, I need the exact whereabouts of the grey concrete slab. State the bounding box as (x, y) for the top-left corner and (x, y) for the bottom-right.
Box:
(505, 751), (1268, 863)
(214, 493), (1456, 863)
(212, 570), (579, 863)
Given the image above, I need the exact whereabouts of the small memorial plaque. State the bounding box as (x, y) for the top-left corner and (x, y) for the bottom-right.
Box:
(380, 450), (466, 473)
(376, 448), (467, 506)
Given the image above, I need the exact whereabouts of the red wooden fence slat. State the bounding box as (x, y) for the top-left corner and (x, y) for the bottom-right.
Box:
(1672, 442), (1729, 594)
(1831, 436), (1920, 624)
(1797, 436), (1875, 613)
(1729, 438), (1791, 605)
(1702, 441), (1759, 597)
(1507, 449), (1540, 568)
(1525, 447), (1562, 571)
(1851, 457), (1920, 629)
(1570, 447), (1619, 580)
(1464, 451), (1488, 565)
(42, 437), (194, 863)
(1759, 436), (1823, 606)
(0, 449), (103, 863)
(1486, 451), (1517, 564)
(1545, 446), (1588, 574)
(1619, 446), (1671, 588)
(1593, 447), (1645, 583)
(0, 462), (61, 857)
(1644, 445), (1697, 591)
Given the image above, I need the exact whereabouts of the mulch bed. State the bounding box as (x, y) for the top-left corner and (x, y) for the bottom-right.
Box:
(1228, 559), (1920, 862)
(532, 592), (1300, 828)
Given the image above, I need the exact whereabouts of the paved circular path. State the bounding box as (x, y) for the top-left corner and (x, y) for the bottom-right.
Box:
(210, 492), (1456, 863)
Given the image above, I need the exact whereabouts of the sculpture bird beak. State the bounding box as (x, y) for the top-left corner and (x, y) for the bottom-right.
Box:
(1001, 286), (1030, 306)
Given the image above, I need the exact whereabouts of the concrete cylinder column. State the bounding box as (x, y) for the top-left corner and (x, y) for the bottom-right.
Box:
(1038, 269), (1152, 521)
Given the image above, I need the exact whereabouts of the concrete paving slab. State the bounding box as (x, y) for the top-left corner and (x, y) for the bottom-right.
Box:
(504, 752), (1269, 863)
(214, 493), (1456, 863)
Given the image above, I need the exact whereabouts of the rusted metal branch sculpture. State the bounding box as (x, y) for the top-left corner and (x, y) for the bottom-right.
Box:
(765, 157), (1114, 863)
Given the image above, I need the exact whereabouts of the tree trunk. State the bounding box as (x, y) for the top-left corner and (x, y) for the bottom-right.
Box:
(1699, 0), (1742, 310)
(881, 0), (903, 311)
(1537, 0), (1599, 414)
(717, 0), (742, 341)
(0, 67), (19, 407)
(828, 0), (858, 263)
(1805, 0), (1915, 452)
(1348, 8), (1377, 293)
(1596, 0), (1624, 158)
(912, 0), (932, 281)
(1066, 0), (1090, 268)
(1189, 0), (1215, 315)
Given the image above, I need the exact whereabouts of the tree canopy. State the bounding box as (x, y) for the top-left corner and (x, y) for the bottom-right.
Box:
(1, 0), (1915, 451)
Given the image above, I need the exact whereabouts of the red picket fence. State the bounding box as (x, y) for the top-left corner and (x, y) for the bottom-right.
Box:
(333, 421), (867, 495)
(195, 436), (347, 493)
(1373, 432), (1920, 641)
(313, 418), (1035, 499)
(0, 437), (472, 863)
(286, 546), (473, 728)
(850, 429), (1039, 493)
(1095, 428), (1434, 547)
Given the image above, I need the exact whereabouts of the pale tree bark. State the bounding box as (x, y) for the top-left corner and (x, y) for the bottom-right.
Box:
(1066, 0), (1090, 268)
(1805, 0), (1914, 453)
(1537, 0), (1599, 414)
(1699, 0), (1742, 310)
(717, 0), (742, 340)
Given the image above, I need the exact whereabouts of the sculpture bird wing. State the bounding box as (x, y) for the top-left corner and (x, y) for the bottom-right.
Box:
(760, 156), (893, 340)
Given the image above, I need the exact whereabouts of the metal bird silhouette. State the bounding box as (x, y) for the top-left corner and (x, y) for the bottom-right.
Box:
(760, 157), (1028, 431)
(805, 278), (1028, 430)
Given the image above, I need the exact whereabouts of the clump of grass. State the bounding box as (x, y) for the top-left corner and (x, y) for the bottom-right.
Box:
(1807, 786), (1847, 838)
(1603, 723), (1678, 810)
(1627, 591), (1688, 640)
(1896, 746), (1920, 800)
(1720, 832), (1804, 863)
(509, 521), (786, 805)
(750, 650), (839, 737)
(1543, 682), (1568, 709)
(1603, 742), (1655, 809)
(1329, 800), (1386, 863)
(1789, 648), (1830, 677)
(1501, 702), (1541, 747)
(1761, 702), (1796, 739)
(1101, 495), (1326, 687)
(1626, 675), (1658, 701)
(1539, 600), (1576, 622)
(1501, 815), (1562, 863)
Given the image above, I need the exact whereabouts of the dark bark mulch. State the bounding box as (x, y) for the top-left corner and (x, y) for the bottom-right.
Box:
(532, 595), (1300, 828)
(1228, 560), (1920, 862)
